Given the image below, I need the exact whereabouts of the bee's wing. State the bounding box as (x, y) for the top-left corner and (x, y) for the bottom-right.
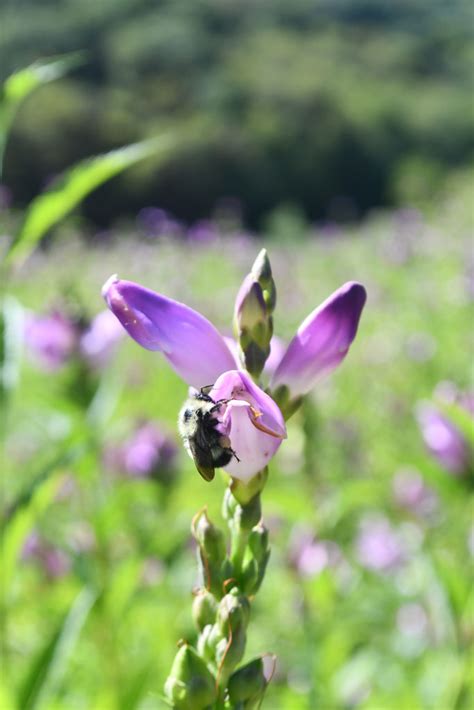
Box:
(188, 437), (215, 482)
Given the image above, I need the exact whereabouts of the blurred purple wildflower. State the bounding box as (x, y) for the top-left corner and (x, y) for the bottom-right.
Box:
(187, 220), (220, 244)
(79, 309), (124, 369)
(25, 311), (79, 371)
(25, 308), (123, 372)
(106, 420), (178, 484)
(22, 532), (71, 579)
(137, 207), (184, 239)
(416, 385), (473, 477)
(355, 517), (404, 572)
(288, 526), (341, 578)
(392, 468), (438, 517)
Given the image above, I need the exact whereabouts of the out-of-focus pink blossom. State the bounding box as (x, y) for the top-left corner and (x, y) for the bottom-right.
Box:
(25, 308), (124, 372)
(392, 468), (438, 516)
(355, 517), (404, 572)
(107, 420), (178, 483)
(22, 532), (71, 579)
(288, 526), (344, 579)
(79, 310), (124, 369)
(25, 311), (79, 371)
(416, 387), (473, 476)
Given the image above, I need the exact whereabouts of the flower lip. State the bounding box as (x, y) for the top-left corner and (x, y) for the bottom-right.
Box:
(211, 370), (287, 441)
(207, 369), (286, 482)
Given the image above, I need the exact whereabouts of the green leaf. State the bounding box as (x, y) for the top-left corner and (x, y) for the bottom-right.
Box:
(0, 54), (83, 174)
(18, 588), (96, 710)
(6, 135), (176, 268)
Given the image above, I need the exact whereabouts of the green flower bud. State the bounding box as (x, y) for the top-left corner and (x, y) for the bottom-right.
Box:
(247, 523), (270, 593)
(234, 277), (267, 335)
(193, 589), (218, 631)
(197, 623), (224, 664)
(234, 251), (276, 378)
(217, 589), (250, 634)
(164, 643), (216, 710)
(215, 624), (247, 680)
(192, 509), (226, 562)
(191, 509), (227, 595)
(222, 486), (238, 522)
(240, 557), (259, 595)
(228, 657), (267, 704)
(251, 249), (276, 313)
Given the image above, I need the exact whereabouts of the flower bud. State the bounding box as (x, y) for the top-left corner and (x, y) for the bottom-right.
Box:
(234, 251), (276, 379)
(251, 249), (276, 313)
(222, 486), (239, 522)
(246, 523), (270, 593)
(164, 643), (216, 709)
(192, 509), (226, 563)
(192, 589), (218, 631)
(197, 623), (224, 664)
(227, 657), (267, 704)
(240, 558), (259, 595)
(191, 509), (227, 594)
(217, 588), (250, 634)
(215, 625), (247, 681)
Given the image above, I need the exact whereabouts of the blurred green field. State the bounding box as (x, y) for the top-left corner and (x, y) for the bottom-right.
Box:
(2, 175), (473, 709)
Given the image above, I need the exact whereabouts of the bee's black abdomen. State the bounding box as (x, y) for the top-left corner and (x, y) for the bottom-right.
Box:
(212, 449), (233, 467)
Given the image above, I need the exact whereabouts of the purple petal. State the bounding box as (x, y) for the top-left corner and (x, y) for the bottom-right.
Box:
(209, 369), (286, 482)
(271, 282), (366, 397)
(79, 310), (124, 369)
(263, 336), (287, 378)
(25, 311), (78, 371)
(416, 403), (470, 476)
(102, 276), (236, 387)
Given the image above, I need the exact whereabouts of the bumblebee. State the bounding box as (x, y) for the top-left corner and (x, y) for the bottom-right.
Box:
(178, 387), (239, 481)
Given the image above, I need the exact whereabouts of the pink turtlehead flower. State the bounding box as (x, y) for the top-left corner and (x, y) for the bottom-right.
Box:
(207, 370), (286, 481)
(102, 272), (365, 480)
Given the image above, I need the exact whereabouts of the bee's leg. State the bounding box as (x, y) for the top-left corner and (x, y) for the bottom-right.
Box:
(199, 385), (215, 402)
(210, 398), (231, 413)
(230, 447), (241, 463)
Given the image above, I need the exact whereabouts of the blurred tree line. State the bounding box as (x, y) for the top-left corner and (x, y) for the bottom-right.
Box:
(1, 0), (473, 228)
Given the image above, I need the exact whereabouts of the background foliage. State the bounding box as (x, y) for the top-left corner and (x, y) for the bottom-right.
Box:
(1, 0), (473, 227)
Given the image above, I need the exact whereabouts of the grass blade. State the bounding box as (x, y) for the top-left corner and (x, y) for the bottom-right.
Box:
(6, 135), (176, 268)
(18, 588), (97, 710)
